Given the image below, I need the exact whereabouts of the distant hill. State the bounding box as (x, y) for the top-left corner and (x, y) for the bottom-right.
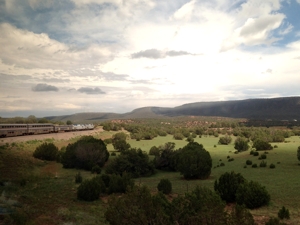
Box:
(46, 97), (300, 123)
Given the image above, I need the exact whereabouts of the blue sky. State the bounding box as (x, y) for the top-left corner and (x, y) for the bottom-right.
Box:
(0, 0), (300, 117)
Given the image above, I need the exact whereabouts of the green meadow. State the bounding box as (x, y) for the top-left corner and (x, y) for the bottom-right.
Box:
(1, 132), (300, 224)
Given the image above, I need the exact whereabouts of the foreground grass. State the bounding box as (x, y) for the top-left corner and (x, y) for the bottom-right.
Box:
(1, 132), (300, 224)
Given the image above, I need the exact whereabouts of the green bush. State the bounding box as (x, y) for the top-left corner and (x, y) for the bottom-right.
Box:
(77, 178), (104, 201)
(234, 137), (249, 152)
(278, 206), (290, 220)
(236, 180), (270, 209)
(260, 160), (267, 167)
(246, 160), (252, 165)
(33, 142), (59, 161)
(270, 163), (276, 169)
(61, 136), (109, 171)
(105, 148), (155, 178)
(253, 139), (273, 151)
(218, 135), (232, 145)
(220, 162), (225, 167)
(214, 171), (246, 203)
(107, 173), (134, 194)
(228, 158), (234, 162)
(250, 150), (255, 155)
(176, 142), (212, 179)
(260, 154), (267, 160)
(111, 152), (116, 156)
(157, 178), (172, 194)
(75, 172), (83, 184)
(91, 165), (101, 174)
(252, 164), (258, 168)
(253, 151), (259, 156)
(265, 217), (287, 225)
(149, 146), (160, 156)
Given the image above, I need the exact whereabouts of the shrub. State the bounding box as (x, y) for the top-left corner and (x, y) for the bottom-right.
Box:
(105, 148), (155, 178)
(77, 178), (104, 201)
(176, 142), (212, 179)
(112, 132), (129, 151)
(261, 154), (267, 159)
(220, 162), (225, 167)
(33, 142), (59, 161)
(157, 178), (172, 194)
(107, 173), (134, 194)
(234, 137), (249, 152)
(253, 151), (259, 156)
(270, 163), (276, 169)
(278, 206), (290, 220)
(260, 160), (267, 167)
(111, 152), (116, 156)
(265, 217), (287, 225)
(274, 145), (278, 148)
(218, 135), (232, 145)
(75, 172), (83, 184)
(61, 136), (109, 171)
(236, 180), (270, 209)
(91, 165), (101, 174)
(252, 164), (257, 168)
(253, 139), (273, 151)
(214, 171), (246, 203)
(250, 150), (255, 155)
(246, 160), (252, 165)
(149, 146), (160, 156)
(227, 155), (230, 159)
(228, 158), (234, 162)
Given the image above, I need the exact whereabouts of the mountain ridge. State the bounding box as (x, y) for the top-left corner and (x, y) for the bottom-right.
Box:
(46, 97), (300, 123)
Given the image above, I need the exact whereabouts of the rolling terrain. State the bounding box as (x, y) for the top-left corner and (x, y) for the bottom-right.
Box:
(46, 97), (300, 123)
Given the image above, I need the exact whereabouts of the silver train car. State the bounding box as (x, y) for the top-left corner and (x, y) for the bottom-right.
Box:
(0, 123), (94, 138)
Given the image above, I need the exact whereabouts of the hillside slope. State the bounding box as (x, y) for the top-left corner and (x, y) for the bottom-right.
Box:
(47, 97), (300, 122)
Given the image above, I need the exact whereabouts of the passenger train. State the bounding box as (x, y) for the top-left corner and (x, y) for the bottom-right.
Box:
(0, 123), (94, 138)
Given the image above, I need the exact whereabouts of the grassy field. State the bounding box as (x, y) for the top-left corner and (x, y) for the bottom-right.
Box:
(1, 132), (300, 224)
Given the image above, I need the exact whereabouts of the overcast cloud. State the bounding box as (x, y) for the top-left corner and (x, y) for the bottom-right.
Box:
(0, 0), (300, 117)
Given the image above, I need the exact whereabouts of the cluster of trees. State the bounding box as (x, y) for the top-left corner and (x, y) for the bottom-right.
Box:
(105, 184), (256, 225)
(214, 171), (270, 209)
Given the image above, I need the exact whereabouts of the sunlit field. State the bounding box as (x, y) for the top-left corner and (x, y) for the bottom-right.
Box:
(1, 132), (300, 224)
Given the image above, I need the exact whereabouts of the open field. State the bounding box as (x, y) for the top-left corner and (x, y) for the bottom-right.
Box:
(1, 129), (300, 224)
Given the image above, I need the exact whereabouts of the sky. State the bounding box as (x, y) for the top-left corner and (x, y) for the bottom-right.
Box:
(0, 0), (300, 117)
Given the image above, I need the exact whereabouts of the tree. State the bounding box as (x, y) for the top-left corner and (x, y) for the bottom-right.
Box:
(157, 179), (172, 194)
(61, 136), (109, 171)
(105, 186), (172, 225)
(253, 139), (273, 151)
(177, 142), (212, 179)
(234, 137), (249, 152)
(26, 115), (37, 123)
(236, 180), (270, 209)
(112, 132), (130, 151)
(218, 135), (232, 145)
(33, 142), (59, 161)
(105, 148), (155, 178)
(66, 120), (72, 125)
(77, 176), (105, 201)
(214, 171), (246, 203)
(154, 142), (177, 171)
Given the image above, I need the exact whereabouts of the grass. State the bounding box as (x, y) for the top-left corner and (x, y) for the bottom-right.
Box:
(1, 133), (300, 224)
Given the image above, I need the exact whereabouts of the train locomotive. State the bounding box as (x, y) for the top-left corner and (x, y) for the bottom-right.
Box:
(0, 123), (94, 138)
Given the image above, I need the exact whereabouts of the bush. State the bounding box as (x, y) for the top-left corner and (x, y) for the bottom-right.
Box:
(220, 162), (225, 167)
(105, 148), (155, 178)
(253, 151), (259, 156)
(270, 163), (276, 169)
(77, 178), (103, 201)
(260, 154), (267, 159)
(250, 150), (255, 155)
(107, 173), (134, 194)
(176, 142), (212, 179)
(246, 160), (252, 165)
(236, 180), (270, 209)
(218, 135), (232, 145)
(265, 217), (287, 225)
(157, 178), (172, 194)
(61, 136), (109, 171)
(33, 142), (59, 161)
(91, 165), (101, 174)
(75, 172), (83, 184)
(252, 164), (257, 168)
(278, 206), (290, 220)
(253, 139), (273, 151)
(228, 158), (234, 162)
(149, 146), (160, 156)
(260, 160), (267, 167)
(234, 137), (249, 152)
(214, 171), (246, 203)
(111, 152), (116, 156)
(274, 145), (278, 148)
